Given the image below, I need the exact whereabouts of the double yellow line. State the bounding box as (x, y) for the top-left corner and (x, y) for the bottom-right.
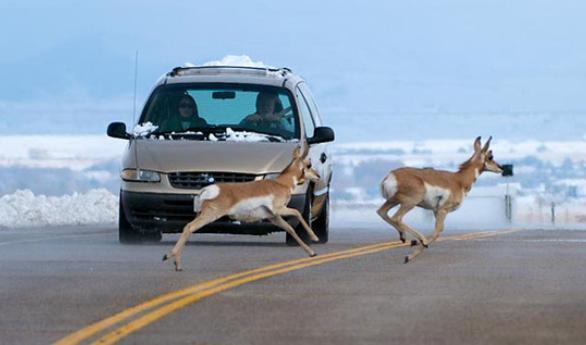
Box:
(54, 229), (518, 345)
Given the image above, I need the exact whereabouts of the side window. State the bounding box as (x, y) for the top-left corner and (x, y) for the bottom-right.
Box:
(296, 87), (315, 137)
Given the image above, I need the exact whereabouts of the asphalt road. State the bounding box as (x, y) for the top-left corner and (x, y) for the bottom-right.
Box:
(0, 225), (585, 345)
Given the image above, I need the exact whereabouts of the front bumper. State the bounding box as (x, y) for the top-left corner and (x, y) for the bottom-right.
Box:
(120, 190), (306, 234)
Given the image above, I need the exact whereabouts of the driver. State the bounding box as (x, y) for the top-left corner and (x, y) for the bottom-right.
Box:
(240, 92), (287, 132)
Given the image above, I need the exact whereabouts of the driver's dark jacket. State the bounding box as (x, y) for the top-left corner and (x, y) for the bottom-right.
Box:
(163, 116), (207, 132)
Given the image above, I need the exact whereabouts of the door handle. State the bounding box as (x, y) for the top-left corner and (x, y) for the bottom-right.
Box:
(320, 153), (327, 163)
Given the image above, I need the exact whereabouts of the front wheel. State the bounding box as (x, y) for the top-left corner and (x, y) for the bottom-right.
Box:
(312, 193), (329, 244)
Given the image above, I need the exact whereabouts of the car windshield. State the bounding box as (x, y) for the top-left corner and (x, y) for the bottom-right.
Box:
(139, 84), (299, 140)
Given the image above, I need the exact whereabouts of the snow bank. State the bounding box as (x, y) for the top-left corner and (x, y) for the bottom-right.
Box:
(0, 189), (117, 228)
(202, 55), (272, 68)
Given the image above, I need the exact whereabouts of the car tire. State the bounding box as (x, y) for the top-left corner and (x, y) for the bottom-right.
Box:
(286, 190), (312, 246)
(119, 196), (161, 244)
(312, 193), (329, 244)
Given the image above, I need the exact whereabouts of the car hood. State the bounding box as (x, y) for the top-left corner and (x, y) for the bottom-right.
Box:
(130, 139), (300, 174)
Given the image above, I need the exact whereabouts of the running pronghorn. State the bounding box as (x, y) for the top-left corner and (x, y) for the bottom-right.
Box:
(377, 136), (503, 263)
(163, 145), (320, 271)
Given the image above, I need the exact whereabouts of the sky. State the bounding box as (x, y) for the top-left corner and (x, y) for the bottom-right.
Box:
(1, 0), (585, 140)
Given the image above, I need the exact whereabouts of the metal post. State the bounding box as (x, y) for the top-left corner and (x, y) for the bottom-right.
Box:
(551, 202), (556, 224)
(505, 182), (512, 223)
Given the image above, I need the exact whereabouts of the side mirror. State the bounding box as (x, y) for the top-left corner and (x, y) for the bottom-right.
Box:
(501, 164), (514, 177)
(307, 126), (335, 145)
(107, 122), (131, 140)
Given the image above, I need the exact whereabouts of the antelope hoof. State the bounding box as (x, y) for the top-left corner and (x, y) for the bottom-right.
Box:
(162, 254), (169, 261)
(404, 256), (410, 264)
(422, 242), (429, 249)
(410, 240), (418, 247)
(311, 236), (320, 242)
(400, 236), (406, 243)
(309, 252), (317, 257)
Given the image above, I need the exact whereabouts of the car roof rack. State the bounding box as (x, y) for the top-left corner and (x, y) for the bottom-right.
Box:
(168, 65), (292, 78)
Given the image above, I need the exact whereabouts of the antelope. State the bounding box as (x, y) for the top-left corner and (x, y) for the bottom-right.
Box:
(163, 145), (320, 271)
(377, 136), (504, 263)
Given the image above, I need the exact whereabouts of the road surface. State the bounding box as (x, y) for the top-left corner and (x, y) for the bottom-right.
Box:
(0, 225), (584, 345)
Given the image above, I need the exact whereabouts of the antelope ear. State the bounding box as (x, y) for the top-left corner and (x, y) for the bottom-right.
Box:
(473, 136), (482, 153)
(481, 136), (492, 153)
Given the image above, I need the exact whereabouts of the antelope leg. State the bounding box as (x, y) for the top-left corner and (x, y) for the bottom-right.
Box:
(404, 241), (428, 263)
(376, 199), (404, 242)
(428, 209), (448, 246)
(278, 207), (319, 242)
(390, 204), (428, 246)
(270, 216), (316, 257)
(163, 210), (218, 271)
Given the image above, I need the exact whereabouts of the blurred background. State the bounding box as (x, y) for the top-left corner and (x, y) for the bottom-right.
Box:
(1, 0), (585, 229)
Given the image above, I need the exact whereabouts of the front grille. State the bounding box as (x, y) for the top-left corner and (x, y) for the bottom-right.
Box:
(168, 171), (257, 189)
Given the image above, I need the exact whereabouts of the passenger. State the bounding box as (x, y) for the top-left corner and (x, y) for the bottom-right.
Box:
(240, 92), (286, 132)
(165, 94), (207, 132)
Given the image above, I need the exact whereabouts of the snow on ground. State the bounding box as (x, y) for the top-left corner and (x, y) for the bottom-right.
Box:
(0, 189), (117, 228)
(332, 196), (586, 230)
(2, 135), (585, 170)
(0, 135), (585, 229)
(0, 135), (126, 170)
(334, 139), (586, 166)
(0, 187), (584, 229)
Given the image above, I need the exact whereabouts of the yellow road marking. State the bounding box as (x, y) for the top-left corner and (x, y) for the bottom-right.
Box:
(54, 229), (520, 345)
(91, 242), (409, 345)
(54, 240), (401, 345)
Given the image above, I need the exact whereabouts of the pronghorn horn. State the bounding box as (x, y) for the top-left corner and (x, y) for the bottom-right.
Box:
(481, 136), (492, 153)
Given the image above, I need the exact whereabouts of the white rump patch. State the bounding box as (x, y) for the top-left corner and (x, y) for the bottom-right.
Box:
(381, 173), (398, 200)
(193, 185), (220, 212)
(422, 183), (451, 210)
(228, 195), (274, 222)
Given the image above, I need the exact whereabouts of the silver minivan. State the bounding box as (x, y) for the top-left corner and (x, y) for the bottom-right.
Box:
(107, 65), (335, 245)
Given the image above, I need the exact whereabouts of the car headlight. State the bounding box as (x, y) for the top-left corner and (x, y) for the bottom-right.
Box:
(121, 169), (161, 182)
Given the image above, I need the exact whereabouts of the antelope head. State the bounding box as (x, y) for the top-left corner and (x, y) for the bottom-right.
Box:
(472, 136), (504, 174)
(292, 145), (320, 185)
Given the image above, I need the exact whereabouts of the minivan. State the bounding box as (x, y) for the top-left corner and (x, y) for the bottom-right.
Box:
(107, 65), (335, 245)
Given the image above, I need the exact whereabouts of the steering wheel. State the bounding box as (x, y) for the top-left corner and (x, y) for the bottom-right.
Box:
(278, 106), (294, 124)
